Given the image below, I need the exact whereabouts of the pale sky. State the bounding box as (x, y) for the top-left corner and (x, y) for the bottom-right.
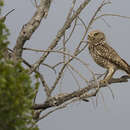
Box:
(4, 0), (130, 130)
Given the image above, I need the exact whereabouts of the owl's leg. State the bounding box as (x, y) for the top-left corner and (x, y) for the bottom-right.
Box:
(100, 67), (115, 85)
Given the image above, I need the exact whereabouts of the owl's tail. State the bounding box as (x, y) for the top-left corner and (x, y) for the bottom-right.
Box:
(122, 65), (130, 74)
(127, 65), (130, 74)
(121, 58), (130, 74)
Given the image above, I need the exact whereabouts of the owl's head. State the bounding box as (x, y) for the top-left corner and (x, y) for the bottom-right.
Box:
(87, 30), (106, 44)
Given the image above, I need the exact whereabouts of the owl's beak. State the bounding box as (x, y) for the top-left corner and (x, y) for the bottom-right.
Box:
(87, 39), (91, 44)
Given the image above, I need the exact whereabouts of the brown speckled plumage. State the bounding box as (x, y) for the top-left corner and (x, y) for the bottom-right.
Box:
(87, 30), (130, 83)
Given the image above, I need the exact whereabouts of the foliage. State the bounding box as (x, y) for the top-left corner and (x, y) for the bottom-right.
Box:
(0, 1), (38, 130)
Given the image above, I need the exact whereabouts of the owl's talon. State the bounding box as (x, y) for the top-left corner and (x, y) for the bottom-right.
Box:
(99, 79), (108, 85)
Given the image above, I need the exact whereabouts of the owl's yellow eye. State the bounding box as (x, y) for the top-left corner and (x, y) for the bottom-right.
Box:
(93, 32), (99, 36)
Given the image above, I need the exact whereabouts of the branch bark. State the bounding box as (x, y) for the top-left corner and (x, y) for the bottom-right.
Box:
(13, 0), (52, 59)
(32, 75), (130, 110)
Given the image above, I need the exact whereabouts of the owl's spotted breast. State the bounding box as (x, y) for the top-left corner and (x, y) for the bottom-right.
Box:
(88, 42), (115, 69)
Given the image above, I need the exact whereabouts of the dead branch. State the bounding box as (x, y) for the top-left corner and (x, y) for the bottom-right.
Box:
(13, 0), (52, 59)
(32, 75), (130, 110)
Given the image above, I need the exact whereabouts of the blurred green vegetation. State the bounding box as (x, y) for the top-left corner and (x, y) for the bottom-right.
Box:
(0, 1), (39, 130)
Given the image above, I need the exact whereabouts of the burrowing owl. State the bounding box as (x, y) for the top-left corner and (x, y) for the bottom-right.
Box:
(87, 30), (130, 84)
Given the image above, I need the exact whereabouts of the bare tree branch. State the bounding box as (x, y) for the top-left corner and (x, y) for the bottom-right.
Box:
(32, 75), (130, 111)
(13, 0), (52, 59)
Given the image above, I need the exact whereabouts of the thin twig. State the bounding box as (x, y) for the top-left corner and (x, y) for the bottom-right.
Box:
(94, 13), (130, 21)
(36, 105), (66, 122)
(101, 18), (111, 28)
(68, 64), (89, 83)
(66, 0), (76, 20)
(23, 48), (89, 69)
(52, 62), (64, 69)
(65, 18), (78, 44)
(77, 15), (87, 30)
(107, 86), (115, 99)
(4, 9), (15, 17)
(41, 63), (56, 73)
(63, 33), (66, 64)
(67, 66), (81, 89)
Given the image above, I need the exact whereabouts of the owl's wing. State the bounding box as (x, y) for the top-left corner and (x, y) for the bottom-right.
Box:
(95, 42), (129, 70)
